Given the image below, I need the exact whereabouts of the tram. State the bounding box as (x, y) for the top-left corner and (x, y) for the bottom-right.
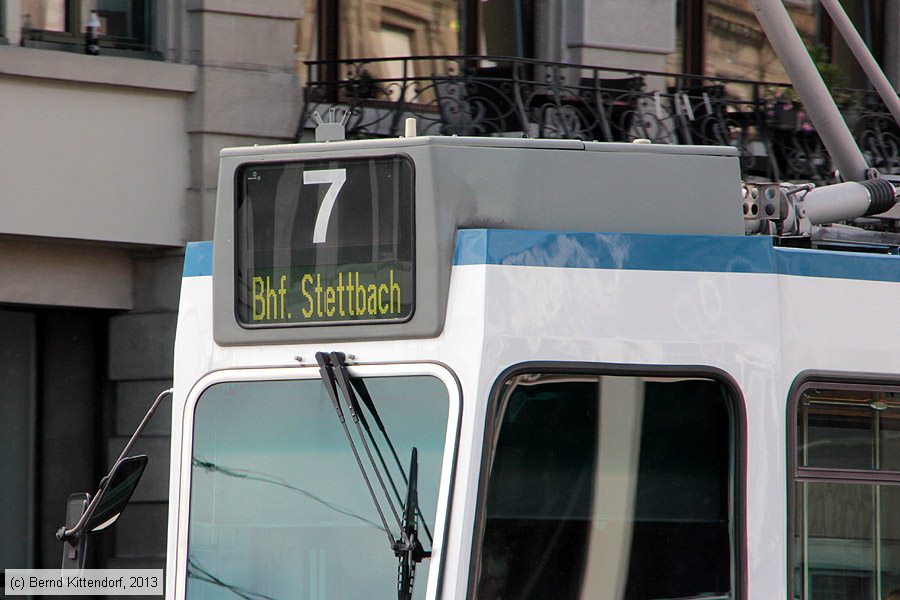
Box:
(52, 1), (900, 598)
(198, 129), (900, 600)
(56, 127), (898, 600)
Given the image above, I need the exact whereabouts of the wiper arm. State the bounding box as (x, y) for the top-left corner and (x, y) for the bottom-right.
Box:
(315, 351), (431, 600)
(350, 377), (433, 545)
(316, 351), (396, 548)
(328, 352), (406, 539)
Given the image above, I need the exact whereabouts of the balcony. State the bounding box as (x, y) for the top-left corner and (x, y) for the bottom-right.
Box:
(297, 55), (900, 184)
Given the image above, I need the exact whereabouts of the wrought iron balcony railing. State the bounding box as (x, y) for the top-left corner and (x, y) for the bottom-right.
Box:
(297, 55), (900, 184)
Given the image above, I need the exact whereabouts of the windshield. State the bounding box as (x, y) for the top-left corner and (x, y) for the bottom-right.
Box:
(186, 374), (450, 600)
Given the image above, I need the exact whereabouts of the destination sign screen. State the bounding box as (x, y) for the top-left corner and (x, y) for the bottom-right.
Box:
(235, 156), (414, 326)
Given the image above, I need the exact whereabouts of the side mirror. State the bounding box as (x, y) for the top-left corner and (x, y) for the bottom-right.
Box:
(87, 454), (148, 533)
(56, 388), (171, 571)
(57, 455), (148, 569)
(61, 493), (90, 572)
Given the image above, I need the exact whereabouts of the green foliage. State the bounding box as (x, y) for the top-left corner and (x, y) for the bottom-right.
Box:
(771, 44), (863, 110)
(808, 44), (846, 90)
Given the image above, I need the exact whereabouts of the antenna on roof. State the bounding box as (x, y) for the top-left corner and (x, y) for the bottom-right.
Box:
(312, 108), (351, 143)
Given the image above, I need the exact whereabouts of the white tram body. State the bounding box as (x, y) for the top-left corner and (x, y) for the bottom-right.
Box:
(164, 136), (900, 600)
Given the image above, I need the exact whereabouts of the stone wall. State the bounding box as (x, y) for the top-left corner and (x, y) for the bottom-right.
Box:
(100, 1), (304, 571)
(106, 254), (181, 572)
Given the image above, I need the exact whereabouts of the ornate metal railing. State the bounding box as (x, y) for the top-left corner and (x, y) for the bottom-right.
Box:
(297, 55), (900, 184)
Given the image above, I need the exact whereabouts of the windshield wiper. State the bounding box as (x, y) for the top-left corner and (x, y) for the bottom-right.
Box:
(316, 351), (398, 548)
(349, 376), (433, 546)
(315, 351), (431, 600)
(397, 447), (429, 600)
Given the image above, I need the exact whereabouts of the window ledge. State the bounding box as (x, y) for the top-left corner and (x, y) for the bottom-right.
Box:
(0, 45), (198, 93)
(21, 38), (162, 60)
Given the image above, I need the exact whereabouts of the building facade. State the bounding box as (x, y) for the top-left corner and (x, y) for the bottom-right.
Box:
(1, 0), (302, 574)
(0, 0), (898, 579)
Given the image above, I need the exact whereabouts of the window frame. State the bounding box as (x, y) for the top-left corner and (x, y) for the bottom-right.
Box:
(318, 0), (525, 61)
(19, 0), (154, 55)
(678, 0), (886, 78)
(232, 154), (417, 330)
(786, 371), (900, 600)
(175, 362), (463, 600)
(467, 361), (747, 600)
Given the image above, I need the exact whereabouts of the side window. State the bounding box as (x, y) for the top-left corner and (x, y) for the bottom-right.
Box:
(793, 383), (900, 600)
(475, 371), (740, 600)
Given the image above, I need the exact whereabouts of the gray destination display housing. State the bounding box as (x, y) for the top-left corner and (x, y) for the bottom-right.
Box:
(212, 136), (742, 345)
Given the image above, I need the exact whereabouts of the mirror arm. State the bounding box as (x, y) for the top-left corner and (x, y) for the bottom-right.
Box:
(111, 388), (173, 468)
(58, 387), (173, 541)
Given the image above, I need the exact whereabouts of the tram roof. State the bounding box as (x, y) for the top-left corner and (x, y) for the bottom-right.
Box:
(211, 135), (746, 345)
(221, 135), (740, 158)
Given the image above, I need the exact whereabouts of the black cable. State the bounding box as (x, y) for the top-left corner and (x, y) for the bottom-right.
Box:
(191, 458), (382, 530)
(188, 556), (277, 600)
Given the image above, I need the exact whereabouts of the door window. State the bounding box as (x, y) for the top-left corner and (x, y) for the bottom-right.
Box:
(475, 370), (740, 600)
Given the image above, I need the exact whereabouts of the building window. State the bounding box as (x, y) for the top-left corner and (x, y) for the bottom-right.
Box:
(307, 1), (460, 63)
(674, 0), (885, 90)
(792, 382), (900, 600)
(296, 0), (461, 90)
(474, 369), (741, 599)
(463, 0), (534, 58)
(21, 0), (151, 53)
(296, 0), (543, 88)
(704, 0), (819, 83)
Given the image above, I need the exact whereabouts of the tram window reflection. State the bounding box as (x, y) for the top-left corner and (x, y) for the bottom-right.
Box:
(476, 373), (737, 600)
(794, 385), (900, 600)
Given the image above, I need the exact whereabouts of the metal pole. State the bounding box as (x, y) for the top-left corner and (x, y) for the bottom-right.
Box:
(514, 0), (524, 58)
(747, 0), (871, 181)
(875, 412), (883, 600)
(818, 0), (900, 126)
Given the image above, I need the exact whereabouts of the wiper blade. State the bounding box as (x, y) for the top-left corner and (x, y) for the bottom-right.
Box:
(397, 448), (430, 600)
(316, 351), (396, 548)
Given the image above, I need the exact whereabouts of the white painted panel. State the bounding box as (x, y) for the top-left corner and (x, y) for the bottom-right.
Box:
(174, 258), (900, 599)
